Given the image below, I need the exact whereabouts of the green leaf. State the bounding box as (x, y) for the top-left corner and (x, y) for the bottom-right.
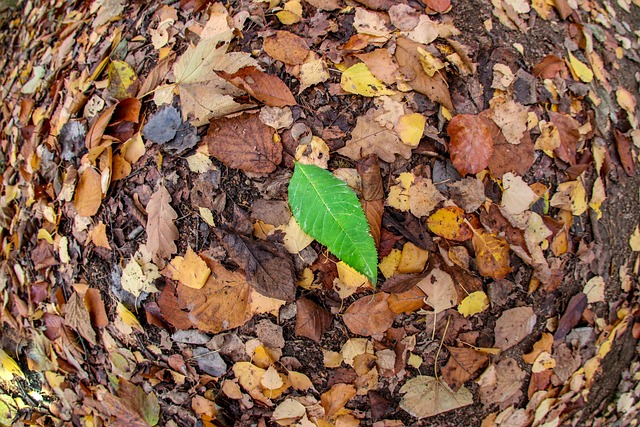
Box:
(288, 163), (378, 285)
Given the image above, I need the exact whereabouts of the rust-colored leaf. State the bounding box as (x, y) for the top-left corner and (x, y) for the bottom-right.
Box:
(549, 111), (580, 165)
(554, 292), (587, 342)
(447, 114), (494, 176)
(395, 37), (454, 111)
(472, 228), (512, 280)
(74, 167), (103, 217)
(205, 113), (282, 175)
(614, 129), (635, 176)
(84, 288), (108, 328)
(218, 66), (296, 107)
(442, 347), (489, 392)
(388, 286), (426, 314)
(424, 0), (451, 12)
(343, 293), (397, 336)
(146, 184), (179, 265)
(321, 383), (357, 418)
(532, 54), (567, 79)
(157, 281), (194, 330)
(295, 297), (332, 342)
(263, 31), (310, 65)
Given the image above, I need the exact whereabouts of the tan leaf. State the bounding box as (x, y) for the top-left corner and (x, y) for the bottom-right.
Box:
(476, 358), (526, 408)
(288, 371), (313, 391)
(264, 31), (310, 65)
(273, 398), (306, 426)
(416, 268), (458, 313)
(64, 292), (97, 345)
(167, 247), (211, 289)
(355, 49), (399, 85)
(441, 347), (489, 392)
(88, 222), (112, 249)
(233, 362), (271, 406)
(261, 366), (284, 390)
(74, 167), (103, 217)
(343, 293), (397, 336)
(447, 114), (494, 176)
(321, 383), (357, 418)
(205, 113), (281, 175)
(494, 306), (536, 350)
(409, 176), (445, 218)
(399, 376), (473, 419)
(492, 100), (528, 145)
(146, 184), (179, 264)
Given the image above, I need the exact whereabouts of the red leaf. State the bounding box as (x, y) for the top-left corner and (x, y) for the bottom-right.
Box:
(217, 66), (296, 107)
(533, 55), (567, 79)
(447, 114), (494, 176)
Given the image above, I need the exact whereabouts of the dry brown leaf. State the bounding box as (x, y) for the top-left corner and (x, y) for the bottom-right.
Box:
(417, 268), (458, 313)
(64, 292), (97, 345)
(343, 293), (396, 336)
(263, 31), (310, 65)
(472, 228), (512, 280)
(399, 376), (473, 419)
(532, 54), (567, 79)
(84, 288), (108, 328)
(338, 109), (412, 163)
(476, 358), (526, 409)
(614, 129), (635, 176)
(447, 114), (494, 176)
(295, 297), (332, 342)
(388, 285), (426, 314)
(146, 184), (179, 264)
(157, 281), (194, 330)
(494, 306), (536, 350)
(205, 113), (282, 175)
(218, 66), (297, 107)
(88, 222), (111, 249)
(441, 347), (489, 392)
(74, 167), (103, 217)
(549, 111), (580, 165)
(321, 383), (357, 418)
(395, 37), (454, 111)
(448, 177), (486, 213)
(354, 49), (399, 85)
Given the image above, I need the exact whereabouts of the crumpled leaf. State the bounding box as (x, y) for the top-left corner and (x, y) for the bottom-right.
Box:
(343, 293), (396, 336)
(217, 229), (296, 301)
(218, 66), (297, 107)
(205, 113), (281, 175)
(146, 184), (179, 264)
(447, 114), (494, 176)
(289, 163), (378, 285)
(476, 358), (526, 409)
(340, 63), (394, 97)
(399, 376), (473, 418)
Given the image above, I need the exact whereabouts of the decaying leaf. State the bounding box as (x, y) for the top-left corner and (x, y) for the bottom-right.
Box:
(399, 376), (473, 418)
(417, 268), (458, 313)
(447, 114), (494, 176)
(442, 347), (489, 391)
(167, 246), (211, 289)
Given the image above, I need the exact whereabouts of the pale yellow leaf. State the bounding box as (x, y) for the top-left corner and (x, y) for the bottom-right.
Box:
(261, 366), (284, 390)
(198, 207), (215, 226)
(567, 52), (593, 83)
(396, 113), (426, 147)
(121, 257), (159, 297)
(630, 226), (640, 251)
(0, 349), (24, 381)
(457, 291), (490, 317)
(276, 1), (303, 25)
(400, 376), (473, 418)
(299, 58), (330, 93)
(397, 242), (429, 274)
(386, 172), (414, 211)
(277, 216), (314, 254)
(340, 63), (394, 97)
(583, 276), (605, 303)
(273, 398), (306, 426)
(186, 151), (213, 173)
(336, 261), (369, 288)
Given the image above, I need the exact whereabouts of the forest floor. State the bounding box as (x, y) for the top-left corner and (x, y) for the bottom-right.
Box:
(0, 0), (640, 426)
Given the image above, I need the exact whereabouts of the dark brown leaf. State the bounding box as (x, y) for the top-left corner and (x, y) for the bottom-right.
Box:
(343, 293), (397, 336)
(217, 66), (296, 107)
(614, 129), (635, 176)
(554, 292), (587, 342)
(217, 229), (296, 301)
(549, 111), (580, 165)
(361, 200), (383, 249)
(357, 154), (384, 202)
(442, 347), (489, 392)
(205, 113), (282, 175)
(485, 112), (535, 178)
(447, 114), (494, 176)
(395, 37), (454, 112)
(263, 31), (310, 65)
(295, 297), (332, 342)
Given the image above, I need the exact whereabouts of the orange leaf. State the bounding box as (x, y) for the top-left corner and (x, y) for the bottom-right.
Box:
(263, 31), (310, 65)
(472, 228), (512, 279)
(321, 383), (357, 418)
(74, 167), (102, 217)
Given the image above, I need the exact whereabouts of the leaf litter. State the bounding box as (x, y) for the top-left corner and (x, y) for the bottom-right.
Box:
(2, 0), (640, 426)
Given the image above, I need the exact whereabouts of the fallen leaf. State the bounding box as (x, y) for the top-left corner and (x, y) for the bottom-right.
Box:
(494, 306), (536, 350)
(321, 383), (357, 418)
(218, 66), (297, 107)
(554, 293), (587, 342)
(399, 376), (473, 418)
(441, 347), (489, 391)
(447, 114), (494, 176)
(116, 378), (160, 426)
(522, 332), (553, 364)
(476, 358), (526, 409)
(583, 276), (605, 303)
(386, 172), (414, 212)
(448, 177), (486, 213)
(108, 60), (138, 100)
(395, 37), (454, 111)
(549, 111), (580, 165)
(354, 49), (399, 85)
(88, 222), (112, 249)
(64, 292), (97, 345)
(273, 398), (306, 426)
(500, 172), (537, 216)
(121, 255), (159, 297)
(205, 113), (281, 175)
(277, 0), (303, 25)
(263, 31), (310, 65)
(424, 0), (451, 12)
(0, 349), (24, 381)
(343, 293), (396, 336)
(417, 268), (458, 313)
(396, 242), (429, 274)
(288, 371), (313, 391)
(532, 54), (567, 79)
(296, 297), (332, 342)
(340, 63), (394, 97)
(630, 226), (640, 251)
(338, 109), (412, 163)
(146, 184), (179, 264)
(409, 176), (446, 218)
(614, 129), (635, 176)
(427, 206), (472, 242)
(143, 105), (182, 144)
(84, 288), (109, 328)
(74, 167), (103, 217)
(233, 362), (271, 406)
(387, 286), (427, 314)
(457, 291), (490, 317)
(167, 247), (211, 289)
(567, 51), (593, 83)
(217, 229), (296, 301)
(299, 56), (331, 92)
(492, 100), (528, 145)
(357, 154), (384, 247)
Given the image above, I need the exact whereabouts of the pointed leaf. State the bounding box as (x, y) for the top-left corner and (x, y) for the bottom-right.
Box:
(288, 163), (378, 285)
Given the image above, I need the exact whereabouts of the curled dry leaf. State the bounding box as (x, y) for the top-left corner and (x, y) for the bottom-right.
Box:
(447, 114), (494, 176)
(218, 66), (297, 107)
(614, 129), (635, 176)
(343, 293), (397, 336)
(205, 113), (282, 175)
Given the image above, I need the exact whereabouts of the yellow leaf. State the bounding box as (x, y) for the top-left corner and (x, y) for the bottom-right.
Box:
(426, 206), (472, 242)
(0, 349), (24, 381)
(630, 226), (640, 251)
(169, 247), (211, 289)
(108, 60), (138, 100)
(570, 179), (588, 216)
(457, 291), (489, 317)
(261, 366), (284, 390)
(295, 136), (330, 169)
(122, 132), (146, 164)
(277, 216), (314, 254)
(186, 151), (213, 173)
(589, 177), (606, 220)
(417, 47), (445, 77)
(379, 248), (402, 279)
(340, 63), (395, 97)
(233, 361), (272, 406)
(299, 58), (330, 93)
(288, 371), (313, 391)
(386, 172), (414, 212)
(323, 350), (343, 368)
(37, 228), (54, 244)
(397, 242), (429, 274)
(198, 207), (215, 227)
(336, 261), (369, 288)
(115, 302), (143, 333)
(121, 257), (159, 297)
(276, 0), (303, 25)
(396, 113), (427, 147)
(567, 52), (593, 83)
